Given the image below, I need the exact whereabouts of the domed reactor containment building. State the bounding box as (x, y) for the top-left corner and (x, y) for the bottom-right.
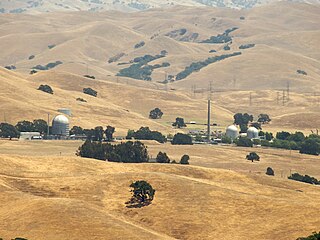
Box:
(52, 114), (70, 136)
(247, 127), (259, 139)
(226, 125), (239, 140)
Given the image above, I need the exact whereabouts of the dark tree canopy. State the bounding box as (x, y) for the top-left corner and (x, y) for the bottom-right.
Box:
(70, 126), (84, 135)
(15, 120), (34, 132)
(33, 119), (48, 134)
(93, 126), (104, 142)
(180, 154), (190, 165)
(172, 117), (186, 128)
(172, 133), (192, 145)
(0, 123), (19, 139)
(257, 114), (271, 124)
(83, 87), (97, 97)
(266, 167), (274, 176)
(105, 125), (115, 142)
(38, 84), (53, 94)
(296, 231), (320, 240)
(299, 138), (320, 156)
(126, 127), (166, 143)
(276, 131), (291, 140)
(288, 173), (319, 185)
(235, 136), (253, 147)
(156, 151), (170, 163)
(233, 113), (253, 126)
(246, 152), (260, 162)
(149, 108), (163, 119)
(126, 180), (155, 208)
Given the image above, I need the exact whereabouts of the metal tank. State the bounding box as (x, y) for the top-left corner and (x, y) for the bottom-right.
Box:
(52, 114), (70, 136)
(226, 125), (239, 140)
(247, 127), (259, 139)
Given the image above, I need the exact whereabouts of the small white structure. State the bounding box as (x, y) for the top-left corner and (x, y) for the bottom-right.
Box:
(247, 127), (259, 139)
(19, 132), (41, 141)
(52, 114), (70, 136)
(226, 125), (239, 140)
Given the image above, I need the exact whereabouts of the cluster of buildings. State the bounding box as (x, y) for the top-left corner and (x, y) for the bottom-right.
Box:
(226, 125), (260, 140)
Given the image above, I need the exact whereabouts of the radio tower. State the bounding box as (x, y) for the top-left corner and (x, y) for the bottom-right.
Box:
(207, 81), (212, 143)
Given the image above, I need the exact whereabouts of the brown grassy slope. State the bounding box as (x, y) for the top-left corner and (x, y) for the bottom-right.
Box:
(0, 153), (319, 239)
(0, 2), (319, 91)
(0, 67), (234, 134)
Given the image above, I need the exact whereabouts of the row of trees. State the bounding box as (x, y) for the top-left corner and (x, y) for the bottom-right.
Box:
(0, 119), (48, 139)
(71, 125), (115, 142)
(233, 113), (271, 133)
(156, 152), (190, 164)
(126, 127), (166, 143)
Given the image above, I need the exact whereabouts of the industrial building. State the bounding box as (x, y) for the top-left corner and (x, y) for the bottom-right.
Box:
(226, 125), (239, 140)
(19, 132), (41, 141)
(247, 126), (259, 139)
(52, 114), (70, 136)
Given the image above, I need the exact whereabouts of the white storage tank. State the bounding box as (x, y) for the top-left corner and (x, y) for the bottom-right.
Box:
(247, 127), (259, 139)
(52, 114), (69, 136)
(226, 125), (239, 140)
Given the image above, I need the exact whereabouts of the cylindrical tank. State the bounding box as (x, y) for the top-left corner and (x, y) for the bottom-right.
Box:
(226, 125), (239, 140)
(58, 108), (71, 116)
(52, 114), (69, 136)
(247, 127), (259, 139)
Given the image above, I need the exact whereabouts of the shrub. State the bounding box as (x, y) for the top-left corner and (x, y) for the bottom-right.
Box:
(156, 151), (170, 163)
(246, 152), (260, 162)
(266, 167), (274, 176)
(127, 127), (166, 143)
(288, 173), (319, 185)
(149, 108), (163, 119)
(30, 69), (37, 74)
(108, 52), (126, 63)
(239, 44), (255, 49)
(297, 69), (307, 75)
(296, 231), (320, 240)
(180, 154), (190, 165)
(172, 117), (186, 128)
(4, 65), (16, 70)
(28, 55), (35, 60)
(261, 140), (271, 147)
(235, 136), (253, 147)
(76, 97), (87, 102)
(70, 126), (84, 135)
(175, 52), (241, 80)
(223, 45), (230, 51)
(126, 180), (155, 208)
(38, 84), (53, 94)
(201, 27), (238, 44)
(48, 44), (56, 49)
(221, 135), (232, 144)
(252, 139), (261, 145)
(84, 75), (95, 79)
(32, 61), (62, 70)
(172, 133), (193, 145)
(134, 41), (145, 49)
(83, 87), (97, 97)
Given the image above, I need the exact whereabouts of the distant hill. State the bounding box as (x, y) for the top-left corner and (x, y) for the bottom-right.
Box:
(0, 0), (320, 13)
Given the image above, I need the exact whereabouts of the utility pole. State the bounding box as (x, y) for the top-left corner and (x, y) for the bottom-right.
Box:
(282, 90), (285, 106)
(47, 113), (50, 136)
(277, 92), (280, 105)
(207, 81), (212, 143)
(249, 92), (252, 106)
(287, 81), (290, 101)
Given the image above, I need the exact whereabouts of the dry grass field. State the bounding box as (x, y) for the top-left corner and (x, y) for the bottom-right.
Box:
(0, 139), (319, 239)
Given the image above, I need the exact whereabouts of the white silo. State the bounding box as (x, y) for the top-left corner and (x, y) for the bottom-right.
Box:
(247, 127), (259, 139)
(226, 125), (239, 140)
(52, 114), (70, 136)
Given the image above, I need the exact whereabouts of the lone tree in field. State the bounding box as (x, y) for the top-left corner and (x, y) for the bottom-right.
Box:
(0, 123), (20, 140)
(83, 87), (97, 97)
(257, 114), (271, 124)
(126, 180), (155, 208)
(246, 152), (260, 162)
(180, 154), (190, 165)
(38, 84), (53, 94)
(266, 167), (274, 176)
(149, 108), (163, 119)
(172, 117), (186, 128)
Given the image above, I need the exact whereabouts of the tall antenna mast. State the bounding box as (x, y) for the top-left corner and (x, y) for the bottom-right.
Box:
(47, 113), (50, 136)
(287, 81), (290, 101)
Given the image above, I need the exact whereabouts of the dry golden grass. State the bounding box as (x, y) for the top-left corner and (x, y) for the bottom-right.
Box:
(0, 139), (319, 239)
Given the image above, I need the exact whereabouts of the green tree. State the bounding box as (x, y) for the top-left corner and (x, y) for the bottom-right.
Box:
(76, 140), (106, 160)
(126, 180), (155, 208)
(156, 151), (170, 163)
(127, 127), (166, 143)
(276, 131), (291, 140)
(172, 117), (186, 128)
(83, 87), (97, 97)
(288, 173), (319, 185)
(288, 131), (305, 142)
(266, 167), (274, 176)
(180, 154), (190, 165)
(105, 125), (115, 142)
(235, 136), (253, 147)
(33, 119), (48, 134)
(246, 152), (260, 162)
(38, 84), (53, 94)
(15, 120), (34, 132)
(233, 113), (253, 126)
(0, 123), (20, 139)
(70, 126), (84, 135)
(297, 231), (320, 240)
(93, 126), (104, 142)
(221, 135), (232, 144)
(299, 138), (320, 155)
(257, 114), (271, 124)
(172, 133), (192, 145)
(149, 108), (163, 119)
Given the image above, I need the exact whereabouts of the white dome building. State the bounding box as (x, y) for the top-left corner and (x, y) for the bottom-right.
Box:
(52, 114), (69, 136)
(226, 125), (239, 140)
(247, 127), (259, 139)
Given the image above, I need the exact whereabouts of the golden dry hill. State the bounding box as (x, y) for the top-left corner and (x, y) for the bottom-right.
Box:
(0, 140), (319, 239)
